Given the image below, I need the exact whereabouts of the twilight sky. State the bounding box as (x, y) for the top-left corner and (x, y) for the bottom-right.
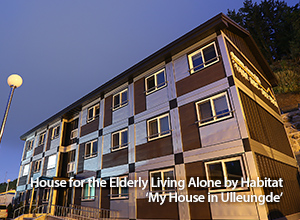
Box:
(0, 0), (298, 182)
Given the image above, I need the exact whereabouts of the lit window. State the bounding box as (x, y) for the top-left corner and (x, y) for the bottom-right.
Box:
(70, 129), (78, 140)
(47, 154), (57, 169)
(26, 139), (34, 151)
(150, 168), (175, 194)
(111, 129), (128, 151)
(113, 89), (128, 110)
(23, 164), (29, 176)
(85, 140), (97, 158)
(196, 92), (231, 126)
(38, 133), (46, 145)
(87, 104), (100, 123)
(51, 125), (60, 140)
(33, 160), (41, 173)
(188, 42), (219, 74)
(70, 119), (79, 139)
(205, 157), (246, 191)
(145, 69), (167, 95)
(147, 113), (171, 141)
(83, 183), (95, 200)
(110, 176), (128, 199)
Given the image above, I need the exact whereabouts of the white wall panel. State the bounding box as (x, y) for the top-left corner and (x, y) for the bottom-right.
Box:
(170, 108), (183, 153)
(101, 164), (128, 178)
(84, 156), (98, 171)
(135, 121), (147, 146)
(102, 134), (111, 155)
(173, 55), (189, 82)
(200, 119), (240, 147)
(166, 62), (177, 100)
(112, 105), (129, 124)
(146, 87), (169, 110)
(79, 131), (98, 144)
(128, 125), (135, 163)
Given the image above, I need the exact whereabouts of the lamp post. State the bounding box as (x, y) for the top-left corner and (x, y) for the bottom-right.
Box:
(0, 74), (23, 144)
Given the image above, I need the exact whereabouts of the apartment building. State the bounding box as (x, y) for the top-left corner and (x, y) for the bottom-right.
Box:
(15, 13), (300, 220)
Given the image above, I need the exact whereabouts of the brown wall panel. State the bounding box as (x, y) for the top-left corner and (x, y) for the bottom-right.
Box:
(100, 180), (110, 210)
(102, 148), (128, 169)
(104, 95), (113, 127)
(176, 61), (226, 97)
(137, 198), (179, 219)
(77, 143), (85, 173)
(179, 102), (201, 151)
(34, 145), (44, 156)
(185, 162), (212, 220)
(134, 78), (146, 114)
(256, 154), (300, 219)
(136, 136), (173, 162)
(80, 117), (99, 137)
(46, 128), (53, 151)
(239, 90), (293, 157)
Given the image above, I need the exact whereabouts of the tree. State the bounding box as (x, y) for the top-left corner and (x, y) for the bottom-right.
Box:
(227, 0), (300, 94)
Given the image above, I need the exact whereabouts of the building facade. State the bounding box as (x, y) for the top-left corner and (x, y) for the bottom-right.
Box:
(15, 13), (300, 220)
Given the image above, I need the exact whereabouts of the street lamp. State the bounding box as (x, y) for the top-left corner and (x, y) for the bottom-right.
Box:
(0, 74), (23, 144)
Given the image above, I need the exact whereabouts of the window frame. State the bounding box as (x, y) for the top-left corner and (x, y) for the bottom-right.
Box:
(111, 128), (128, 152)
(149, 168), (176, 195)
(147, 113), (171, 141)
(84, 139), (98, 159)
(51, 125), (60, 140)
(26, 139), (34, 151)
(70, 129), (78, 140)
(47, 154), (57, 170)
(42, 188), (50, 202)
(145, 69), (167, 95)
(23, 164), (29, 176)
(112, 88), (128, 111)
(33, 160), (42, 173)
(67, 150), (76, 173)
(110, 176), (129, 199)
(188, 41), (219, 74)
(82, 182), (96, 200)
(87, 104), (100, 123)
(38, 133), (46, 146)
(195, 91), (232, 126)
(204, 156), (247, 192)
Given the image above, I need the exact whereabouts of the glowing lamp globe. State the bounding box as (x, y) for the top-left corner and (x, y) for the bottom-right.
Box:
(7, 74), (23, 88)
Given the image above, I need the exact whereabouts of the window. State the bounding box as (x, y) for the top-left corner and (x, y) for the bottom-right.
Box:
(150, 168), (175, 194)
(85, 140), (97, 158)
(23, 164), (29, 176)
(51, 125), (60, 140)
(33, 160), (41, 173)
(113, 89), (128, 110)
(110, 176), (128, 199)
(82, 183), (95, 200)
(87, 104), (100, 123)
(26, 139), (34, 151)
(188, 42), (219, 74)
(111, 129), (128, 151)
(147, 113), (171, 141)
(38, 133), (46, 145)
(47, 154), (57, 169)
(196, 92), (231, 126)
(70, 129), (78, 140)
(42, 188), (50, 202)
(145, 69), (167, 94)
(205, 157), (246, 191)
(67, 150), (76, 173)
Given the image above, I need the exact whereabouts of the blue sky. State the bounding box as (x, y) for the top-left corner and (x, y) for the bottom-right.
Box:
(0, 0), (299, 182)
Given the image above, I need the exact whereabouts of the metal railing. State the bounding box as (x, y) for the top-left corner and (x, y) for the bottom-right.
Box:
(31, 203), (119, 219)
(13, 204), (29, 219)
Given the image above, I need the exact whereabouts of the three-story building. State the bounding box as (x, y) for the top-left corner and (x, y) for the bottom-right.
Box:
(16, 13), (300, 220)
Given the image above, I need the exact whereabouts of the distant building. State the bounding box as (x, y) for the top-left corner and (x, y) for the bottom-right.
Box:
(0, 190), (16, 206)
(15, 13), (300, 219)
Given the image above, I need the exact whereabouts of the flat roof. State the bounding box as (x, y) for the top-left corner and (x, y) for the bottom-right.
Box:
(20, 13), (276, 140)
